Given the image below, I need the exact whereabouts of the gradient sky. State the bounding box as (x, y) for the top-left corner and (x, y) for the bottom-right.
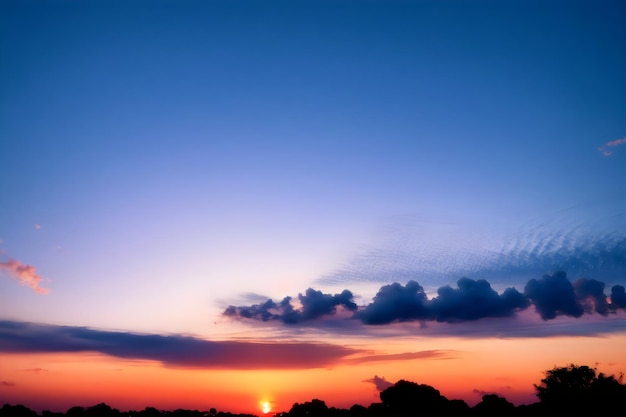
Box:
(1, 0), (625, 415)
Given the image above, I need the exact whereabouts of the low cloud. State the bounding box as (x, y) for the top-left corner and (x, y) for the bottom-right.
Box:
(348, 350), (456, 365)
(358, 281), (430, 325)
(598, 137), (626, 156)
(426, 278), (528, 323)
(0, 321), (358, 370)
(0, 257), (49, 294)
(364, 375), (394, 392)
(224, 273), (626, 328)
(524, 273), (618, 320)
(224, 288), (357, 324)
(1, 381), (15, 387)
(609, 285), (626, 308)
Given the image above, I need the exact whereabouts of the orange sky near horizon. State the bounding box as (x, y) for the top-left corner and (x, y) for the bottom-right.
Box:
(3, 333), (626, 415)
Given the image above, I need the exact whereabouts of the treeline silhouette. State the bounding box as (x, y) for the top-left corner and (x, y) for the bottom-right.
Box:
(2, 364), (625, 417)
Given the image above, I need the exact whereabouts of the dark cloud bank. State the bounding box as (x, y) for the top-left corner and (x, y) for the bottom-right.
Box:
(0, 321), (456, 370)
(225, 272), (626, 327)
(0, 320), (357, 369)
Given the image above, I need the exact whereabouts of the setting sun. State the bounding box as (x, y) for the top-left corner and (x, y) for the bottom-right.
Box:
(261, 401), (271, 414)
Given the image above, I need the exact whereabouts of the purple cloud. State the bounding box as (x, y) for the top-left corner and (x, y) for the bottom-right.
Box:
(0, 321), (358, 370)
(363, 375), (394, 392)
(224, 272), (626, 330)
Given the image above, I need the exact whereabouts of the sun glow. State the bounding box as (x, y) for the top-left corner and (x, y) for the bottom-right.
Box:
(261, 401), (271, 414)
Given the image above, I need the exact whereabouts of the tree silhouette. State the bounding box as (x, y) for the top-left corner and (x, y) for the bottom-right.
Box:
(471, 394), (514, 416)
(288, 399), (328, 417)
(534, 363), (626, 416)
(379, 380), (452, 416)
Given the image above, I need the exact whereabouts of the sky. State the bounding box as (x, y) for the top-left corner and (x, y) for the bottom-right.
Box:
(1, 0), (625, 414)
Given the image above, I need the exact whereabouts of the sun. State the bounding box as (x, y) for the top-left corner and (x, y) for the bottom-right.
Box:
(261, 401), (271, 415)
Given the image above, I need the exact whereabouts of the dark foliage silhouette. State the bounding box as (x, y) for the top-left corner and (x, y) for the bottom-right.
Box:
(2, 364), (625, 417)
(378, 379), (452, 416)
(471, 394), (515, 416)
(534, 363), (626, 416)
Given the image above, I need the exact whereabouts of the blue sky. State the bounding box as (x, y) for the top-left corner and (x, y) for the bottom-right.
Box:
(1, 0), (625, 334)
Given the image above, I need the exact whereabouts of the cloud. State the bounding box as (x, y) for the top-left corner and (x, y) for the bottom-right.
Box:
(0, 257), (49, 294)
(573, 277), (610, 315)
(224, 288), (357, 324)
(358, 281), (430, 325)
(0, 321), (359, 370)
(598, 137), (626, 156)
(19, 368), (48, 374)
(1, 381), (15, 387)
(224, 273), (626, 331)
(348, 350), (457, 365)
(472, 388), (504, 398)
(364, 375), (394, 392)
(430, 278), (529, 323)
(524, 272), (621, 320)
(316, 206), (626, 290)
(524, 272), (585, 320)
(610, 285), (626, 308)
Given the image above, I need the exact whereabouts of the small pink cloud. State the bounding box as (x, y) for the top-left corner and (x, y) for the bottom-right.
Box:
(0, 258), (50, 294)
(598, 137), (626, 156)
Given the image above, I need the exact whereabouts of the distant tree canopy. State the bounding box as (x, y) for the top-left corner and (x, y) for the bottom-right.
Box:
(534, 363), (626, 415)
(378, 380), (449, 416)
(2, 364), (625, 417)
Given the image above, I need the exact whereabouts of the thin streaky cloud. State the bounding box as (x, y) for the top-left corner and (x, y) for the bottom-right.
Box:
(347, 350), (458, 365)
(599, 137), (626, 156)
(19, 368), (48, 374)
(0, 257), (49, 294)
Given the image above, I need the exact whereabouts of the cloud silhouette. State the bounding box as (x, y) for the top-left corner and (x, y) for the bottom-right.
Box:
(0, 257), (49, 294)
(0, 321), (358, 370)
(225, 272), (626, 328)
(573, 277), (610, 315)
(358, 281), (430, 325)
(430, 278), (529, 323)
(364, 375), (394, 392)
(598, 137), (626, 156)
(609, 285), (626, 308)
(224, 288), (357, 324)
(524, 272), (585, 320)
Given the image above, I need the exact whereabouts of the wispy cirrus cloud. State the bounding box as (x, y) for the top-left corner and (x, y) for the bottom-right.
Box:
(598, 137), (626, 156)
(0, 257), (49, 294)
(316, 205), (626, 290)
